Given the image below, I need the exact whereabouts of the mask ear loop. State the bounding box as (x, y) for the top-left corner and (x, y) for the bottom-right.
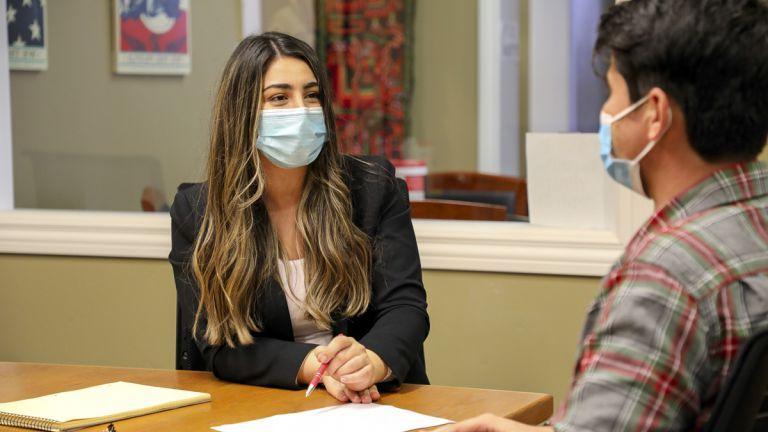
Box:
(630, 107), (674, 164)
(610, 94), (651, 125)
(600, 95), (652, 160)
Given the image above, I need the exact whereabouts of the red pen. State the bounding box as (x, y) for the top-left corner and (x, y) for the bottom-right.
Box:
(305, 361), (329, 397)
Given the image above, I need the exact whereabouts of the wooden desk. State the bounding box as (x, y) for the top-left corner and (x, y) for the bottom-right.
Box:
(0, 363), (553, 431)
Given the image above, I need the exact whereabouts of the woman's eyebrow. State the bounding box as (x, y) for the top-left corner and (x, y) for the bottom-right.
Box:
(264, 83), (292, 91)
(303, 81), (319, 89)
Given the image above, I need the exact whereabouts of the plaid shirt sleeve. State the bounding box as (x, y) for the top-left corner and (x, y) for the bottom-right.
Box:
(553, 261), (710, 432)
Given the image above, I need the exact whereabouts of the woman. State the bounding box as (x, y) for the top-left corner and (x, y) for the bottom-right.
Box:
(168, 32), (429, 404)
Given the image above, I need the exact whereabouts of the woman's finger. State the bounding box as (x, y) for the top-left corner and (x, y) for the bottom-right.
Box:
(326, 341), (366, 378)
(369, 384), (380, 401)
(340, 363), (374, 390)
(320, 375), (348, 403)
(344, 386), (361, 404)
(333, 353), (369, 379)
(314, 335), (354, 364)
(360, 387), (372, 404)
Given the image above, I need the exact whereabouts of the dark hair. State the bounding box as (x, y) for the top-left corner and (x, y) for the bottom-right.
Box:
(594, 0), (768, 163)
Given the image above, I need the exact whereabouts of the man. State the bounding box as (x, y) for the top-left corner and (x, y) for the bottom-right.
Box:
(438, 0), (768, 430)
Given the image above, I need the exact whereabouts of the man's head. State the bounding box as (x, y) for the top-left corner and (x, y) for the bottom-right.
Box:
(595, 0), (768, 164)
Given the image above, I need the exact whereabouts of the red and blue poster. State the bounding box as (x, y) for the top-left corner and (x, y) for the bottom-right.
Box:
(6, 0), (47, 71)
(114, 0), (190, 75)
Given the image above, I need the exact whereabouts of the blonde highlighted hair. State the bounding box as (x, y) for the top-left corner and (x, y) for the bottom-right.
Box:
(191, 33), (372, 347)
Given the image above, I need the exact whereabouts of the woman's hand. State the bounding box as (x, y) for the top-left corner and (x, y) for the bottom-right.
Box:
(314, 335), (389, 391)
(322, 375), (380, 404)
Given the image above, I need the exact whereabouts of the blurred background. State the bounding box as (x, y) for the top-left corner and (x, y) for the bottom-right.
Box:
(8, 0), (613, 222)
(0, 0), (621, 408)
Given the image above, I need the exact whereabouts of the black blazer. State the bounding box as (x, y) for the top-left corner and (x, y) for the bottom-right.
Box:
(168, 155), (429, 390)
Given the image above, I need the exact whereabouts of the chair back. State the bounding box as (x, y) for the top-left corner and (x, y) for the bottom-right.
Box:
(410, 199), (507, 221)
(703, 327), (768, 432)
(426, 172), (528, 218)
(176, 305), (207, 371)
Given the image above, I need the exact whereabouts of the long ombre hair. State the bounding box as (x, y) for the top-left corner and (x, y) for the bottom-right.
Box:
(191, 33), (372, 347)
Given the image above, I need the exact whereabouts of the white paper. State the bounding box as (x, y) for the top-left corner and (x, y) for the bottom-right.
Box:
(212, 403), (454, 432)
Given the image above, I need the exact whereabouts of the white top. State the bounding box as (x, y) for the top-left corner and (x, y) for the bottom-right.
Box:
(276, 259), (333, 346)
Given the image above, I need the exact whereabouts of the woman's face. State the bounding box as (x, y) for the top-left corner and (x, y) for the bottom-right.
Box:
(262, 56), (322, 110)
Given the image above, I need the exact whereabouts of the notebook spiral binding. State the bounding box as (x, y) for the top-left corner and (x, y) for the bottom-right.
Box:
(0, 412), (58, 431)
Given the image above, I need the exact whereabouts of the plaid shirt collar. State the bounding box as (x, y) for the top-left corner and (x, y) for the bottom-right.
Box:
(630, 161), (768, 244)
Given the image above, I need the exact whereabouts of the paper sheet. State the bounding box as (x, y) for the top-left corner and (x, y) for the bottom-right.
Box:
(212, 403), (454, 432)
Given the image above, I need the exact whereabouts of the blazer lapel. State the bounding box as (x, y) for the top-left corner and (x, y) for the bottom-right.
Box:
(261, 277), (350, 341)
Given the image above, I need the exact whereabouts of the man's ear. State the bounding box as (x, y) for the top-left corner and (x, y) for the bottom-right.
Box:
(645, 87), (672, 142)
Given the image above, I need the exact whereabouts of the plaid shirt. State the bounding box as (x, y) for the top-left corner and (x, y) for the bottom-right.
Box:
(552, 162), (768, 432)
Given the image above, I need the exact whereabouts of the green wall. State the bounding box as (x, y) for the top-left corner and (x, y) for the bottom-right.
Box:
(0, 255), (176, 368)
(0, 254), (599, 407)
(425, 270), (597, 402)
(410, 0), (478, 172)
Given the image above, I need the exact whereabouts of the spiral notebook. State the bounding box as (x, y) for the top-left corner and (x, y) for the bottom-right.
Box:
(0, 381), (211, 431)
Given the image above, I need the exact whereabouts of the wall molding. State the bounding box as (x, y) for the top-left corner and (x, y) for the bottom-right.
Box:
(0, 210), (171, 259)
(0, 210), (622, 276)
(415, 219), (621, 276)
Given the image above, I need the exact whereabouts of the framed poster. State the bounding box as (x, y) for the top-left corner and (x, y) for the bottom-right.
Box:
(7, 0), (47, 71)
(114, 0), (190, 75)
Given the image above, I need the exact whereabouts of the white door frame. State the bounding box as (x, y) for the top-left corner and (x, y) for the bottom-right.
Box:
(477, 0), (502, 175)
(240, 0), (262, 37)
(477, 0), (523, 177)
(1, 0), (15, 210)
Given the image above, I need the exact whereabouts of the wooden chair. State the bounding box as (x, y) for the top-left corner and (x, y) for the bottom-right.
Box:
(426, 172), (528, 218)
(410, 199), (507, 221)
(141, 186), (169, 212)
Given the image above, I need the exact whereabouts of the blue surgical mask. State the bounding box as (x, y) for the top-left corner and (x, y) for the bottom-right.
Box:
(599, 95), (671, 197)
(256, 107), (327, 169)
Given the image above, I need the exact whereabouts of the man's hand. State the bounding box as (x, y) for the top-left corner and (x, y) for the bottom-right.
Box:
(433, 414), (553, 432)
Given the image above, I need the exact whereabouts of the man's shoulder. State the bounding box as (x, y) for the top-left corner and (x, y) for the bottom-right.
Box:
(626, 199), (768, 298)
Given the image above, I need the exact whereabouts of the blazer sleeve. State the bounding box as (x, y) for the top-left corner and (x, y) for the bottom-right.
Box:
(168, 186), (316, 390)
(358, 160), (430, 385)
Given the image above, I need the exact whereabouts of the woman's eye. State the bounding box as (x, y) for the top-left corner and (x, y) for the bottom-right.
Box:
(306, 92), (320, 100)
(268, 94), (287, 102)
